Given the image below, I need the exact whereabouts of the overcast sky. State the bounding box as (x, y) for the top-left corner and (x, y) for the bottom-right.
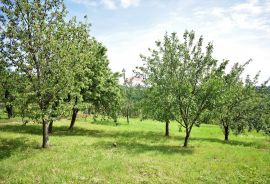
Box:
(66, 0), (270, 83)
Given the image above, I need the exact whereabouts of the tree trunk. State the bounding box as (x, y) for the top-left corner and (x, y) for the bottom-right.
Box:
(126, 108), (129, 124)
(93, 114), (97, 122)
(183, 128), (190, 147)
(5, 90), (13, 119)
(69, 107), (78, 130)
(165, 120), (169, 136)
(5, 105), (13, 119)
(48, 120), (53, 134)
(224, 125), (229, 141)
(69, 96), (79, 130)
(114, 118), (118, 126)
(42, 120), (49, 148)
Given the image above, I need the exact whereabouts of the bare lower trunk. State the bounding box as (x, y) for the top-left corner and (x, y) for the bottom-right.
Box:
(165, 120), (169, 136)
(48, 120), (53, 134)
(42, 120), (49, 148)
(69, 96), (78, 130)
(5, 90), (13, 119)
(69, 107), (78, 130)
(224, 125), (229, 141)
(183, 128), (190, 147)
(93, 114), (97, 122)
(126, 108), (129, 124)
(114, 118), (118, 126)
(6, 105), (13, 119)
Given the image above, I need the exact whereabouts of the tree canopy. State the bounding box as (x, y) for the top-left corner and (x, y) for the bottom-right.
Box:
(0, 0), (121, 147)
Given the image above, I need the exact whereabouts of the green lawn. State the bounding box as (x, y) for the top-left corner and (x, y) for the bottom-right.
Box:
(0, 117), (269, 184)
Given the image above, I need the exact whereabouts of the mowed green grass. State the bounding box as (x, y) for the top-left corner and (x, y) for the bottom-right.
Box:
(0, 117), (269, 184)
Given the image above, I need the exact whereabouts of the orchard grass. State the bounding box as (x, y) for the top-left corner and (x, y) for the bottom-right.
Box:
(0, 117), (269, 184)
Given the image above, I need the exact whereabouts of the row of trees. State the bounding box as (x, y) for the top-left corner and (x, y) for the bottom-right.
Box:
(137, 31), (270, 146)
(1, 1), (269, 148)
(0, 0), (121, 148)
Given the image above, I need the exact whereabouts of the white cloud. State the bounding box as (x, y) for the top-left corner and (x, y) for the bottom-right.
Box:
(97, 0), (270, 83)
(102, 0), (116, 9)
(232, 0), (262, 15)
(71, 0), (98, 7)
(120, 0), (140, 8)
(71, 0), (140, 9)
(211, 7), (225, 17)
(195, 0), (270, 34)
(189, 1), (270, 82)
(266, 1), (270, 12)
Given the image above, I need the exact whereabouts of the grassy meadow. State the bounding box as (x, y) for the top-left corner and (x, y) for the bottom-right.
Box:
(0, 116), (269, 184)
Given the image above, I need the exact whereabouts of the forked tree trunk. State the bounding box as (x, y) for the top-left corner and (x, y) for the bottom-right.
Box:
(42, 119), (49, 148)
(183, 128), (190, 147)
(165, 120), (170, 136)
(224, 125), (229, 141)
(48, 120), (53, 134)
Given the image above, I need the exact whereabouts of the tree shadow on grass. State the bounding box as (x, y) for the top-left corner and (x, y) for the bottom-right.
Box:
(0, 124), (167, 140)
(0, 124), (104, 137)
(0, 124), (41, 135)
(159, 135), (267, 149)
(0, 123), (266, 149)
(89, 118), (130, 127)
(90, 119), (118, 126)
(91, 140), (194, 155)
(0, 137), (36, 160)
(0, 124), (193, 155)
(0, 118), (17, 124)
(189, 137), (265, 148)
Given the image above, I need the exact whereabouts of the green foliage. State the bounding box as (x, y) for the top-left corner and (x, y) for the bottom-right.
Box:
(0, 65), (16, 118)
(128, 84), (145, 118)
(1, 0), (70, 121)
(81, 40), (122, 121)
(141, 86), (173, 122)
(0, 0), (122, 145)
(246, 84), (270, 135)
(0, 0), (105, 147)
(120, 80), (145, 119)
(210, 62), (249, 139)
(211, 61), (270, 140)
(139, 31), (227, 146)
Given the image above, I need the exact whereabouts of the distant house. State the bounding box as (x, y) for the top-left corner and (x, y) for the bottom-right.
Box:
(127, 76), (144, 86)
